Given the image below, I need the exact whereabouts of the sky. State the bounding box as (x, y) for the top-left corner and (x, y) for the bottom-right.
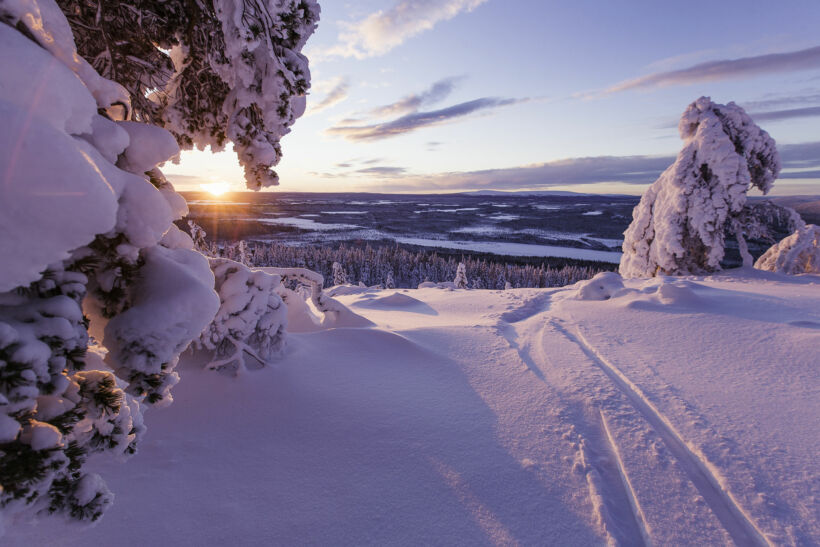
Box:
(164, 0), (820, 196)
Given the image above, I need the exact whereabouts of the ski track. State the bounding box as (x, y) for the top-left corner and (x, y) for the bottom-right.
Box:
(498, 312), (648, 546)
(575, 410), (650, 547)
(552, 320), (772, 547)
(599, 410), (652, 547)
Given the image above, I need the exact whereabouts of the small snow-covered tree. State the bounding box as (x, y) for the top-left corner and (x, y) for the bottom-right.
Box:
(385, 270), (396, 290)
(332, 262), (347, 286)
(58, 0), (321, 189)
(195, 260), (287, 373)
(755, 224), (820, 274)
(454, 262), (468, 289)
(620, 97), (781, 277)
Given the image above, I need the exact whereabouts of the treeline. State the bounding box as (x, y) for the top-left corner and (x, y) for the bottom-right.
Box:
(210, 240), (612, 289)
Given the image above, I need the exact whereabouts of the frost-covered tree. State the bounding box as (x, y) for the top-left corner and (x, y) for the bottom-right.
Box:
(0, 0), (281, 525)
(195, 260), (287, 373)
(755, 224), (820, 274)
(57, 0), (321, 189)
(620, 97), (781, 278)
(454, 262), (468, 289)
(332, 262), (347, 286)
(385, 270), (396, 290)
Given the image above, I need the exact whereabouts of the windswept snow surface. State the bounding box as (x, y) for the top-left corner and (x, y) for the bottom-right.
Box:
(7, 270), (819, 545)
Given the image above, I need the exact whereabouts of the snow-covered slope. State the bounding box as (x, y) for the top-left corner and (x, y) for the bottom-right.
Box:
(6, 270), (819, 545)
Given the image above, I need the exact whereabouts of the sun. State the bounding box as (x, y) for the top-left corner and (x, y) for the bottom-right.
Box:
(200, 181), (231, 196)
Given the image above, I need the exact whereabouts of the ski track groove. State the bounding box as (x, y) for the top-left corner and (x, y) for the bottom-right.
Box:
(553, 320), (771, 547)
(499, 317), (648, 546)
(599, 410), (652, 547)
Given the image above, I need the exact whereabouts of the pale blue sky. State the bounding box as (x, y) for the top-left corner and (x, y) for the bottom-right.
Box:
(165, 0), (820, 195)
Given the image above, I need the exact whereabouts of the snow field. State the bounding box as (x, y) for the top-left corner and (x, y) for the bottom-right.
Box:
(6, 269), (818, 545)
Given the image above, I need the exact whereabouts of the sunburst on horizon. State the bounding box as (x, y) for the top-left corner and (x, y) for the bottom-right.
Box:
(200, 181), (232, 196)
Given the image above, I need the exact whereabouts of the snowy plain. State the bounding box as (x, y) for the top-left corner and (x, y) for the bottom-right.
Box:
(6, 268), (818, 546)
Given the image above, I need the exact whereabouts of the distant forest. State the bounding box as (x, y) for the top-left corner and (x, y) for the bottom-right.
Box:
(208, 239), (614, 289)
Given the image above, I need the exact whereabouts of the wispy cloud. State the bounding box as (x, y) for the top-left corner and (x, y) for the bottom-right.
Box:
(320, 0), (488, 59)
(308, 78), (350, 115)
(327, 97), (523, 141)
(750, 106), (820, 122)
(780, 141), (820, 169)
(355, 166), (407, 177)
(367, 77), (462, 118)
(598, 45), (820, 96)
(741, 90), (820, 111)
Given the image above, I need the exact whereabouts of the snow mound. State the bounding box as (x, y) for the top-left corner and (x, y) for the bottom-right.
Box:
(325, 284), (373, 297)
(362, 293), (425, 308)
(575, 272), (625, 300)
(755, 224), (820, 274)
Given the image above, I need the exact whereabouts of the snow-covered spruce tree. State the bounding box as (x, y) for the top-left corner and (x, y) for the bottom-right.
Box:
(620, 97), (781, 278)
(755, 224), (820, 274)
(454, 263), (468, 289)
(57, 0), (321, 189)
(0, 0), (220, 525)
(332, 262), (347, 286)
(194, 260), (287, 374)
(385, 270), (396, 290)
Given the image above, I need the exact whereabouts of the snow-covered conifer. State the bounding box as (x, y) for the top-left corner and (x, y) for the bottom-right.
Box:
(195, 260), (287, 373)
(620, 97), (780, 278)
(188, 221), (211, 256)
(454, 263), (469, 289)
(58, 0), (320, 189)
(754, 225), (820, 274)
(385, 270), (396, 290)
(237, 240), (250, 266)
(332, 262), (348, 286)
(0, 0), (224, 524)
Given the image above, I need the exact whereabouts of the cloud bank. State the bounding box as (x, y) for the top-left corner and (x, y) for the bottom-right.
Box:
(341, 141), (820, 192)
(603, 45), (820, 95)
(323, 0), (488, 59)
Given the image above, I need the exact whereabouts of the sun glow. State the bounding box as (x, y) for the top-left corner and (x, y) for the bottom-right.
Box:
(200, 181), (232, 196)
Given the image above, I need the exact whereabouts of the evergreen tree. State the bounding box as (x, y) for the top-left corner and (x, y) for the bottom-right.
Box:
(454, 262), (468, 289)
(57, 0), (320, 189)
(0, 0), (318, 525)
(332, 262), (347, 286)
(620, 97), (780, 277)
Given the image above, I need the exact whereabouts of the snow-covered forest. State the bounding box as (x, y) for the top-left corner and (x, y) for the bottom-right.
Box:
(208, 239), (610, 289)
(1, 0), (818, 545)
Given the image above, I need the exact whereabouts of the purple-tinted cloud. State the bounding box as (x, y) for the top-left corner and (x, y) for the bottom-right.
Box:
(779, 141), (820, 169)
(604, 45), (820, 95)
(355, 166), (407, 176)
(742, 90), (820, 111)
(355, 141), (820, 191)
(750, 106), (820, 122)
(327, 97), (523, 141)
(368, 77), (462, 117)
